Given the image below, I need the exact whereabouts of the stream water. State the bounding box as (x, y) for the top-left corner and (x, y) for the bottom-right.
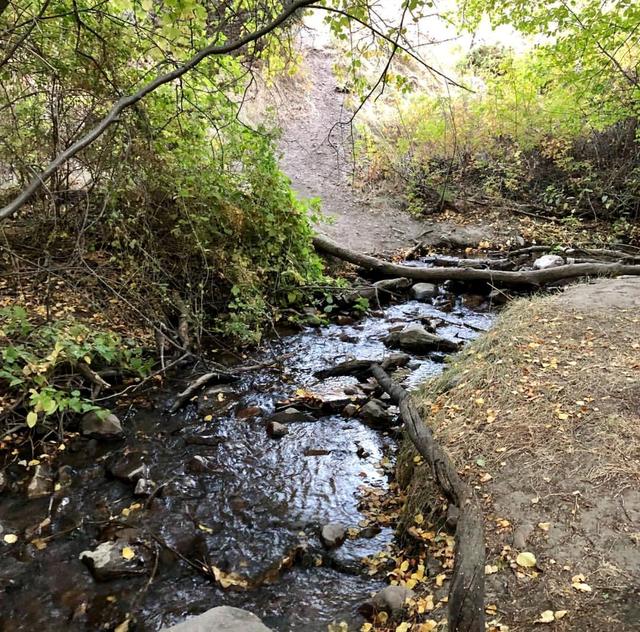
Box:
(0, 297), (493, 632)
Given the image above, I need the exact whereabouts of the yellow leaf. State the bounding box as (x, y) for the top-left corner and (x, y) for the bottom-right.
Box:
(538, 522), (550, 532)
(3, 534), (18, 544)
(360, 624), (373, 632)
(557, 411), (569, 421)
(31, 538), (47, 550)
(198, 524), (213, 534)
(26, 411), (37, 428)
(435, 573), (447, 587)
(535, 610), (555, 624)
(485, 564), (498, 575)
(414, 513), (424, 524)
(516, 552), (537, 568)
(415, 623), (437, 632)
(399, 560), (410, 572)
(572, 582), (592, 592)
(554, 611), (568, 620)
(204, 415), (213, 422)
(376, 612), (389, 625)
(121, 546), (135, 560)
(396, 623), (411, 632)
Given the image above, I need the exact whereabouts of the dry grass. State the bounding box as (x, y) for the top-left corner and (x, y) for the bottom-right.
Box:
(398, 279), (640, 631)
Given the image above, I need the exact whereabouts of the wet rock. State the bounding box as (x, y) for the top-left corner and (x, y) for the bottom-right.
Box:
(336, 314), (355, 326)
(384, 324), (460, 354)
(533, 254), (564, 270)
(371, 585), (415, 614)
(26, 464), (53, 499)
(343, 386), (359, 396)
(107, 452), (148, 483)
(81, 411), (124, 440)
(339, 333), (359, 343)
(355, 444), (370, 459)
(411, 282), (437, 300)
(304, 448), (331, 457)
(198, 385), (239, 416)
(359, 399), (393, 427)
(163, 606), (273, 632)
(80, 540), (147, 581)
(235, 405), (264, 420)
(57, 465), (74, 488)
(488, 288), (510, 305)
(461, 294), (486, 309)
(342, 403), (358, 418)
(266, 421), (288, 438)
(302, 307), (323, 326)
(320, 522), (347, 548)
(358, 525), (381, 539)
(269, 407), (315, 423)
(373, 277), (412, 293)
(134, 478), (155, 496)
(186, 455), (210, 474)
(182, 432), (226, 447)
(433, 294), (455, 312)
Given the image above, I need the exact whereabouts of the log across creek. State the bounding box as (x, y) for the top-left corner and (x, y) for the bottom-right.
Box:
(313, 234), (640, 288)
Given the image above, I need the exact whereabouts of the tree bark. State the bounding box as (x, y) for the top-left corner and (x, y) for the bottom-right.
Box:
(313, 234), (640, 288)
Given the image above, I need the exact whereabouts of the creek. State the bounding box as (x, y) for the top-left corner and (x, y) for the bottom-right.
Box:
(0, 295), (493, 632)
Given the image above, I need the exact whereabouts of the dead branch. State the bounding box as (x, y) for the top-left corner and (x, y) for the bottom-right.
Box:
(169, 369), (239, 413)
(313, 234), (640, 288)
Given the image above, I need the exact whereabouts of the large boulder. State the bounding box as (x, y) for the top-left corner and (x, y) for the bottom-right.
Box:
(411, 282), (437, 301)
(81, 411), (123, 439)
(163, 606), (272, 632)
(533, 254), (564, 270)
(384, 324), (460, 353)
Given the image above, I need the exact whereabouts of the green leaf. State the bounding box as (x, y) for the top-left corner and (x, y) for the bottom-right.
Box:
(26, 411), (38, 428)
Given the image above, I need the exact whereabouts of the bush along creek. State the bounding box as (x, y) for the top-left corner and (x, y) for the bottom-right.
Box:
(0, 274), (495, 632)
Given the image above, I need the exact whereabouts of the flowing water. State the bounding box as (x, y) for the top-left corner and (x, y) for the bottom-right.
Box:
(0, 298), (493, 632)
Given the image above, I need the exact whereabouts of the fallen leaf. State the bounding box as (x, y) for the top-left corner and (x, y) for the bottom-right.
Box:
(485, 564), (499, 575)
(572, 582), (592, 592)
(204, 415), (213, 422)
(395, 623), (411, 632)
(3, 534), (18, 544)
(121, 546), (135, 560)
(435, 573), (447, 587)
(535, 610), (555, 624)
(538, 522), (551, 532)
(31, 538), (47, 550)
(516, 552), (537, 568)
(554, 611), (568, 620)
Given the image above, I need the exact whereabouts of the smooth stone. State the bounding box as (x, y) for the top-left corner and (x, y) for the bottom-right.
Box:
(163, 606), (272, 632)
(266, 421), (288, 438)
(81, 411), (123, 440)
(411, 282), (437, 300)
(371, 585), (415, 613)
(235, 405), (263, 420)
(359, 399), (393, 427)
(320, 522), (347, 548)
(342, 403), (358, 418)
(384, 324), (460, 353)
(268, 408), (315, 423)
(533, 254), (564, 270)
(107, 452), (148, 483)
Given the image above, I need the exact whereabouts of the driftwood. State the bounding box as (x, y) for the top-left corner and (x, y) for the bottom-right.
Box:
(314, 354), (409, 379)
(316, 356), (485, 631)
(313, 234), (640, 288)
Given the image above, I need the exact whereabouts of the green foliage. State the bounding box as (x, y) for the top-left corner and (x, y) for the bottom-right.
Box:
(0, 306), (151, 428)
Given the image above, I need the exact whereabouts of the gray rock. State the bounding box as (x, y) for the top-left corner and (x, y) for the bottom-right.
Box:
(107, 452), (148, 482)
(533, 254), (564, 270)
(80, 540), (147, 581)
(342, 403), (358, 418)
(81, 411), (123, 439)
(186, 455), (209, 474)
(266, 421), (288, 438)
(26, 464), (52, 499)
(384, 324), (460, 354)
(359, 399), (393, 427)
(163, 606), (272, 632)
(134, 478), (155, 496)
(411, 282), (437, 300)
(461, 294), (486, 309)
(371, 585), (415, 614)
(269, 407), (315, 423)
(373, 277), (412, 293)
(320, 522), (347, 548)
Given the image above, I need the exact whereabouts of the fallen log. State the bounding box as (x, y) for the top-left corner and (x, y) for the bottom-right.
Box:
(370, 364), (485, 632)
(169, 369), (239, 413)
(314, 353), (410, 379)
(313, 234), (640, 287)
(316, 355), (485, 631)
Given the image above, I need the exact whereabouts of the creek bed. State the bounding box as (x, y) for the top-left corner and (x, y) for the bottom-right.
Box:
(0, 299), (492, 631)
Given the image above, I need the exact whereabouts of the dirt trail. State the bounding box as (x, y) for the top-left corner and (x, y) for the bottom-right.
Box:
(275, 46), (429, 254)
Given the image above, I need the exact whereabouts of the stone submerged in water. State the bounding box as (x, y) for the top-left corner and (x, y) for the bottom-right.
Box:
(384, 324), (460, 354)
(268, 407), (315, 423)
(411, 282), (437, 301)
(81, 411), (124, 439)
(533, 254), (564, 270)
(163, 606), (272, 632)
(320, 522), (347, 548)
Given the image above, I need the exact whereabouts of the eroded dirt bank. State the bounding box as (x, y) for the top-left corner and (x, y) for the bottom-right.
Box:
(398, 277), (640, 631)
